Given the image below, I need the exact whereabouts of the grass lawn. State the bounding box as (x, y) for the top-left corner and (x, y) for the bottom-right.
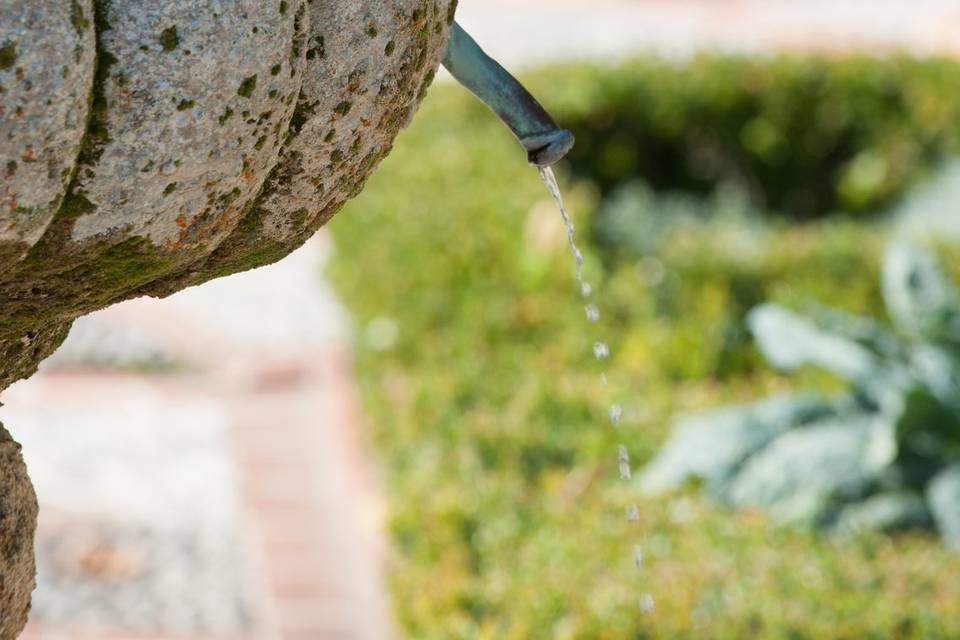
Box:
(326, 74), (960, 639)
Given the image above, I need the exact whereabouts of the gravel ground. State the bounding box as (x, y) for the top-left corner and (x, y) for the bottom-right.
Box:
(5, 392), (259, 636)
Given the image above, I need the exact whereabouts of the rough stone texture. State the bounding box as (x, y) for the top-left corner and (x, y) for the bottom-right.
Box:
(0, 0), (454, 343)
(0, 1), (456, 636)
(145, 0), (457, 293)
(0, 321), (72, 392)
(0, 0), (96, 265)
(0, 424), (39, 640)
(68, 0), (306, 249)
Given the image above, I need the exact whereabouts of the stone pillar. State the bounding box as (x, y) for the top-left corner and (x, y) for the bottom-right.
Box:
(0, 425), (38, 640)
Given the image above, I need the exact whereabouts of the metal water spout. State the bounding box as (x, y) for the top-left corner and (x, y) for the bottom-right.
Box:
(442, 22), (575, 167)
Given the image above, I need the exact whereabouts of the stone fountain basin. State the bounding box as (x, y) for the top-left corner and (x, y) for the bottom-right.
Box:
(0, 1), (456, 637)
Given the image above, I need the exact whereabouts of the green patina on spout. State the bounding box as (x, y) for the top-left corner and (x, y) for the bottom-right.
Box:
(442, 22), (574, 167)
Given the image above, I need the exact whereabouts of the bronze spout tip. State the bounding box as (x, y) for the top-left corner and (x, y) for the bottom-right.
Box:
(523, 129), (575, 167)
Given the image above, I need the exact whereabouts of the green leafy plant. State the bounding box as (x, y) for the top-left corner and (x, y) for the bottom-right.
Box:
(642, 242), (960, 546)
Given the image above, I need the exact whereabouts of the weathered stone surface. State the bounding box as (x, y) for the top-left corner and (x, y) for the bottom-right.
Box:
(0, 0), (455, 344)
(0, 1), (457, 635)
(0, 321), (72, 392)
(0, 424), (39, 640)
(0, 0), (95, 266)
(69, 0), (305, 249)
(146, 0), (457, 292)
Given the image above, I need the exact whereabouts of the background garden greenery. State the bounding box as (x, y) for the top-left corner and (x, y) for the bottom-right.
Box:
(327, 55), (960, 638)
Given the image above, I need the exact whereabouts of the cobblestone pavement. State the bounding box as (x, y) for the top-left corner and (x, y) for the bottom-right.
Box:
(4, 2), (959, 638)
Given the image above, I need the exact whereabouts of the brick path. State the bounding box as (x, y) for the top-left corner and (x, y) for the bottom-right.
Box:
(4, 238), (393, 640)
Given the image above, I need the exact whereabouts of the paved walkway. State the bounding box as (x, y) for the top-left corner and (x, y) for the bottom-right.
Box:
(3, 1), (958, 638)
(4, 238), (393, 640)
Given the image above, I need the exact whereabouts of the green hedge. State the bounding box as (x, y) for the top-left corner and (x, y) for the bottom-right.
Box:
(533, 55), (960, 219)
(327, 75), (960, 638)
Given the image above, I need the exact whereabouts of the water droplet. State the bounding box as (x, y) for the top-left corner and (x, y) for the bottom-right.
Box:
(540, 167), (650, 586)
(639, 593), (656, 614)
(618, 445), (632, 480)
(593, 342), (610, 361)
(538, 167), (588, 290)
(609, 403), (622, 425)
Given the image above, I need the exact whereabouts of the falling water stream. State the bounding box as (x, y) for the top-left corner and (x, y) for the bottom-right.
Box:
(538, 166), (655, 614)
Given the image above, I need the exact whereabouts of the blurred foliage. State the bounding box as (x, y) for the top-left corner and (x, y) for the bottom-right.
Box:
(529, 55), (960, 220)
(642, 244), (960, 543)
(326, 69), (960, 638)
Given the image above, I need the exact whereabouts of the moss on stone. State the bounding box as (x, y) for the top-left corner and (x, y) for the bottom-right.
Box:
(70, 0), (91, 35)
(176, 98), (194, 110)
(2, 229), (185, 342)
(306, 36), (324, 61)
(159, 25), (179, 52)
(0, 41), (16, 71)
(288, 3), (306, 77)
(447, 0), (458, 25)
(56, 190), (96, 221)
(80, 0), (117, 170)
(237, 74), (257, 98)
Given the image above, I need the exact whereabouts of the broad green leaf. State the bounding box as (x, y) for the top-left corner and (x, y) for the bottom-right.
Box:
(927, 465), (960, 550)
(639, 393), (835, 496)
(726, 415), (890, 524)
(892, 384), (960, 465)
(748, 304), (882, 383)
(883, 242), (960, 345)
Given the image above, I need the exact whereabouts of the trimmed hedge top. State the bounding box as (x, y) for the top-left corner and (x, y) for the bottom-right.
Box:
(538, 55), (960, 219)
